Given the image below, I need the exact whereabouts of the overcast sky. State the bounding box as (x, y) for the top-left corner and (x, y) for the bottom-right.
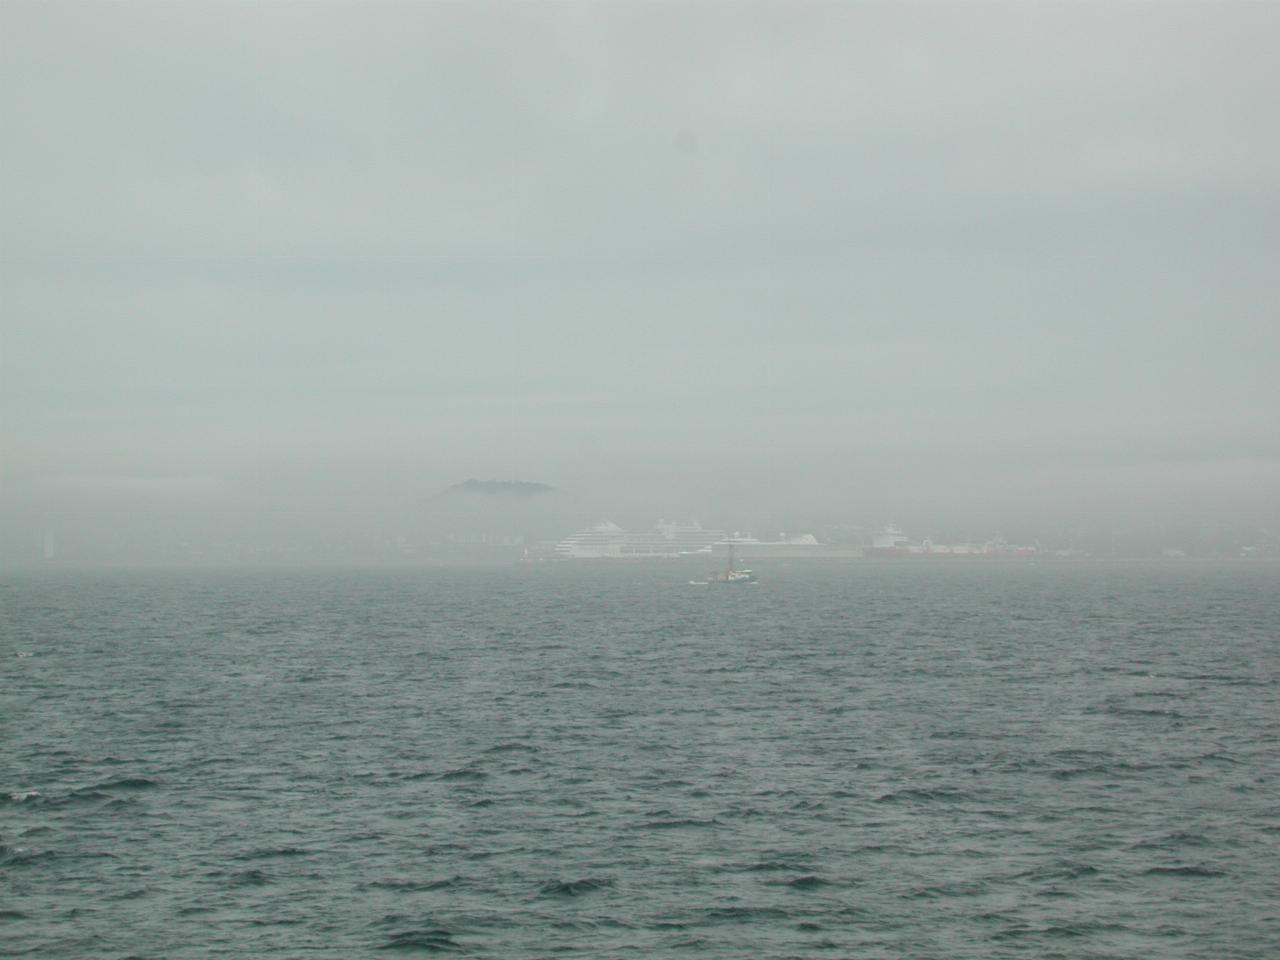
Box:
(2, 1), (1277, 548)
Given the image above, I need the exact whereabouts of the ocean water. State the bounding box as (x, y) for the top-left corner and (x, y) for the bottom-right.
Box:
(3, 560), (1277, 958)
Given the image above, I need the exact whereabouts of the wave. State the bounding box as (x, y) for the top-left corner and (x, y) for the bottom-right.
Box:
(994, 920), (1127, 940)
(631, 817), (721, 830)
(741, 860), (812, 873)
(538, 877), (614, 897)
(372, 917), (464, 953)
(1046, 748), (1118, 762)
(1012, 859), (1099, 882)
(234, 846), (315, 860)
(24, 781), (156, 810)
(704, 905), (791, 921)
(108, 886), (150, 901)
(376, 928), (464, 952)
(1100, 705), (1193, 720)
(1143, 865), (1225, 878)
(875, 787), (972, 804)
(483, 742), (539, 754)
(908, 880), (987, 898)
(106, 776), (158, 789)
(0, 846), (57, 868)
(1131, 831), (1213, 850)
(367, 876), (462, 892)
(1169, 673), (1274, 687)
(783, 875), (832, 890)
(229, 869), (271, 886)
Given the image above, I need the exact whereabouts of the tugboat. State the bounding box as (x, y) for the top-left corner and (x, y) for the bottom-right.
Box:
(710, 542), (757, 584)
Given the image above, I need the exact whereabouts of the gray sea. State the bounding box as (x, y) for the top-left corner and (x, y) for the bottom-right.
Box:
(3, 560), (1278, 958)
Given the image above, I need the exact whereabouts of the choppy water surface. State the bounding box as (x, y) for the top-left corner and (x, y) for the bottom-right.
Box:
(3, 561), (1278, 958)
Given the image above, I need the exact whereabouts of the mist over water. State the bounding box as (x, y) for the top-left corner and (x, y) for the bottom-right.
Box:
(2, 2), (1278, 563)
(4, 562), (1278, 958)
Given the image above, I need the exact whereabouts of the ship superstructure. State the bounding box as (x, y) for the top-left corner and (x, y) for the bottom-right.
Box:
(554, 520), (726, 559)
(710, 532), (852, 559)
(864, 525), (1039, 558)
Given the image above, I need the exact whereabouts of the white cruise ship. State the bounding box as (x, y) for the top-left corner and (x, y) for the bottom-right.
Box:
(554, 520), (726, 559)
(864, 524), (1039, 558)
(708, 532), (857, 559)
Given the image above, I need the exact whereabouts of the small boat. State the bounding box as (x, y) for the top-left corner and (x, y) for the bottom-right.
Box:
(710, 543), (757, 584)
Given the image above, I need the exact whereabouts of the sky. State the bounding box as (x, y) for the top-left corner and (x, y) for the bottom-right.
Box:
(2, 1), (1278, 555)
